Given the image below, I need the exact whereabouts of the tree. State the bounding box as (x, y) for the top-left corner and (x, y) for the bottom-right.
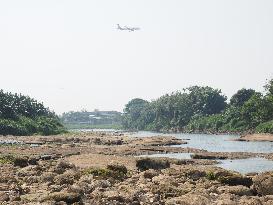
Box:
(230, 88), (256, 107)
(264, 78), (273, 96)
(0, 89), (64, 136)
(186, 86), (227, 115)
(241, 93), (273, 128)
(122, 98), (149, 129)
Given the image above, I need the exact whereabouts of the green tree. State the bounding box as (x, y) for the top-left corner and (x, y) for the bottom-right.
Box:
(122, 98), (149, 129)
(230, 88), (256, 107)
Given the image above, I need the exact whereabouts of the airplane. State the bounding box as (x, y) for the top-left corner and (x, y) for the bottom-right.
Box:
(117, 24), (140, 32)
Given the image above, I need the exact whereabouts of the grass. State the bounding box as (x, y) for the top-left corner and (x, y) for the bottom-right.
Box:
(0, 155), (16, 164)
(84, 164), (128, 180)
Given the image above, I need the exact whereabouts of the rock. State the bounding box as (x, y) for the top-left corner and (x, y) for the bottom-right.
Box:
(211, 170), (253, 187)
(253, 172), (273, 195)
(143, 169), (160, 179)
(218, 175), (252, 187)
(238, 196), (263, 205)
(28, 156), (39, 165)
(48, 185), (63, 192)
(0, 191), (9, 202)
(41, 192), (82, 203)
(24, 176), (39, 184)
(191, 153), (228, 160)
(104, 190), (126, 202)
(136, 158), (170, 171)
(93, 180), (111, 189)
(54, 160), (75, 174)
(54, 170), (79, 185)
(79, 175), (93, 183)
(217, 185), (253, 196)
(40, 172), (57, 183)
(186, 169), (206, 181)
(166, 194), (211, 205)
(13, 156), (29, 167)
(214, 193), (237, 205)
(17, 165), (42, 177)
(107, 164), (127, 174)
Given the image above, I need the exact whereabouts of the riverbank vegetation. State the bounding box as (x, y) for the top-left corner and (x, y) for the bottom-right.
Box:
(0, 90), (65, 136)
(122, 79), (273, 134)
(60, 110), (122, 130)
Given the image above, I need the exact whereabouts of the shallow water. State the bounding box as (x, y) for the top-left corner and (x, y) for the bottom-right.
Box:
(138, 153), (193, 160)
(79, 129), (273, 173)
(129, 131), (273, 153)
(129, 131), (273, 174)
(217, 158), (273, 174)
(73, 128), (123, 132)
(138, 153), (273, 174)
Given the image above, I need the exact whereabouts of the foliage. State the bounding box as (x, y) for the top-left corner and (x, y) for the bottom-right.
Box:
(255, 120), (273, 133)
(0, 155), (16, 164)
(0, 90), (65, 136)
(230, 88), (256, 107)
(206, 171), (217, 180)
(264, 78), (273, 96)
(122, 79), (273, 134)
(122, 98), (149, 130)
(60, 110), (122, 129)
(122, 86), (227, 131)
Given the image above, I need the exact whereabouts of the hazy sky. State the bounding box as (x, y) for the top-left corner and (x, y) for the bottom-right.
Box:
(0, 0), (273, 114)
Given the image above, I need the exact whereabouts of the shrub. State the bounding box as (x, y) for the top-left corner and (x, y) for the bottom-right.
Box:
(85, 164), (128, 180)
(0, 89), (66, 136)
(206, 171), (217, 180)
(255, 120), (273, 134)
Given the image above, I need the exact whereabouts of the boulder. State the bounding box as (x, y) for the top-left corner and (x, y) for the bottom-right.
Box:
(54, 170), (79, 185)
(217, 185), (252, 196)
(41, 192), (81, 203)
(253, 172), (273, 195)
(165, 194), (211, 205)
(13, 156), (29, 167)
(0, 191), (9, 202)
(53, 160), (75, 174)
(143, 169), (160, 179)
(40, 172), (57, 183)
(136, 158), (170, 171)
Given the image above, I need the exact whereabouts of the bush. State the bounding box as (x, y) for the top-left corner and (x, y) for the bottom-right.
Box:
(36, 116), (66, 135)
(0, 90), (66, 136)
(0, 119), (28, 135)
(255, 120), (273, 134)
(206, 171), (217, 180)
(0, 117), (65, 136)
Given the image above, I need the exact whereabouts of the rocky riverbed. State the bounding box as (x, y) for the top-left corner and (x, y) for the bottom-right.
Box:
(0, 131), (273, 204)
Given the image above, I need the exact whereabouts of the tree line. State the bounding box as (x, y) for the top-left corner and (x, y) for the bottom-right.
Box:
(60, 110), (122, 129)
(122, 79), (273, 134)
(0, 90), (65, 135)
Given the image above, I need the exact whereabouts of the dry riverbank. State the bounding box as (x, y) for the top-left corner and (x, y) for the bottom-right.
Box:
(0, 131), (273, 204)
(234, 133), (273, 142)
